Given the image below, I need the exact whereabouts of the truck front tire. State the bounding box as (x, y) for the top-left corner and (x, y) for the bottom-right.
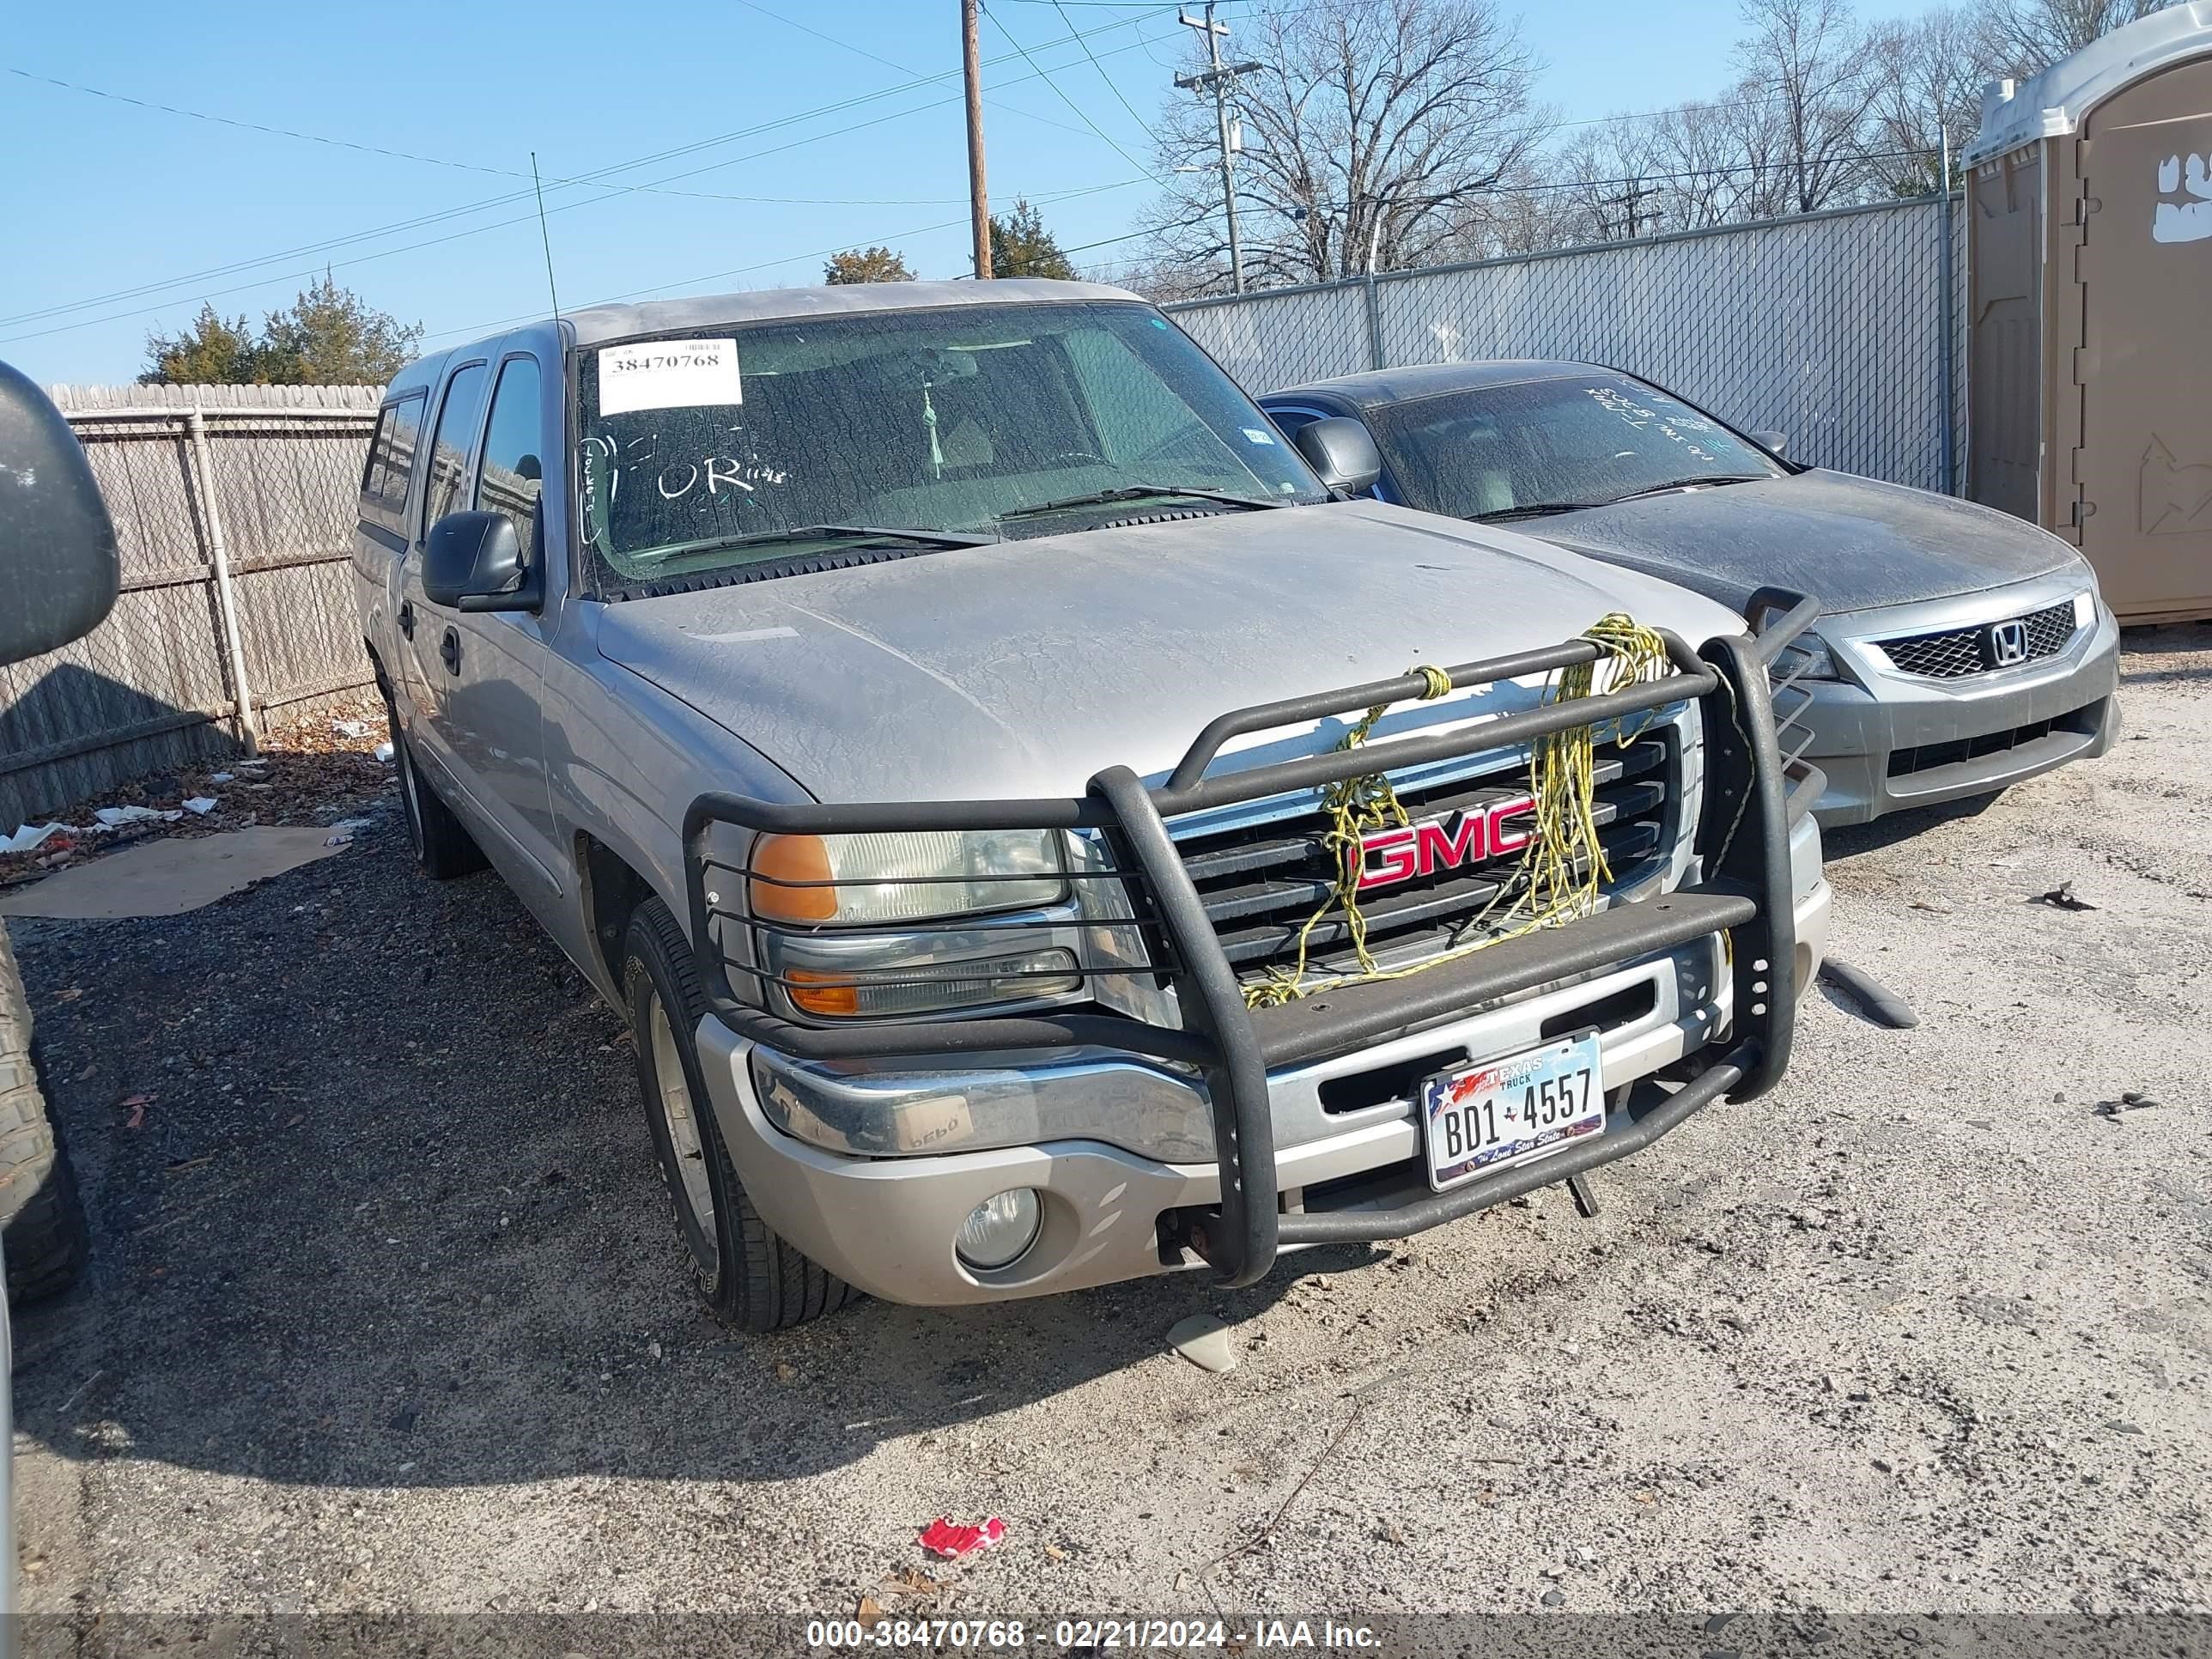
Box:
(622, 896), (853, 1332)
(0, 937), (88, 1304)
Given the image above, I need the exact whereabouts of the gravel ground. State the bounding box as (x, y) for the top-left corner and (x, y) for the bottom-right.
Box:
(6, 629), (2209, 1638)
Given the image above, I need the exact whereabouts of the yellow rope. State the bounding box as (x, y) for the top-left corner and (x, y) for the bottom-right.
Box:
(1240, 615), (1673, 1009)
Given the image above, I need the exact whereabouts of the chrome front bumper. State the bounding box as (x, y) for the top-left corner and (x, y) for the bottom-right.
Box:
(697, 822), (1830, 1308)
(1793, 580), (2121, 827)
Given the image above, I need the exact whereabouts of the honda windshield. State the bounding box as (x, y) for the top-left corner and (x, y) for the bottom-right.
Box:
(1365, 373), (1786, 524)
(576, 301), (1326, 588)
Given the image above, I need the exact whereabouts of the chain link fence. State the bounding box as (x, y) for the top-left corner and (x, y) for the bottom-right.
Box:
(1165, 194), (1966, 497)
(1, 385), (380, 830)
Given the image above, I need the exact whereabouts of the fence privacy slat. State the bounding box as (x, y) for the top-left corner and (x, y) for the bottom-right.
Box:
(1165, 195), (1966, 499)
(0, 387), (382, 828)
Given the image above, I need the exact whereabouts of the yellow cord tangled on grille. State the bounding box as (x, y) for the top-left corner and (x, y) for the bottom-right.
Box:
(1240, 614), (1674, 1010)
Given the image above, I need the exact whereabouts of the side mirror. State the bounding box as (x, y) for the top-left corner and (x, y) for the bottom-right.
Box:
(1749, 429), (1789, 458)
(422, 510), (537, 612)
(0, 362), (120, 667)
(1291, 416), (1382, 496)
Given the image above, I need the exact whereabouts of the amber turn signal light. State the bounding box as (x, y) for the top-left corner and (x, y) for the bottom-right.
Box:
(784, 969), (860, 1017)
(750, 834), (839, 923)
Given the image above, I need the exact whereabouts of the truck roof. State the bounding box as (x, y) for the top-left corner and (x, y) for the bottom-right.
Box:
(562, 278), (1144, 348)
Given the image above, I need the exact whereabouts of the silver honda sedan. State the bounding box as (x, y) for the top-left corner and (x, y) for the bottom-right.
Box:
(1259, 362), (2120, 827)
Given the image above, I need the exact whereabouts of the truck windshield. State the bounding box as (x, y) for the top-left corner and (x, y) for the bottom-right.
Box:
(576, 300), (1326, 586)
(1366, 373), (1785, 524)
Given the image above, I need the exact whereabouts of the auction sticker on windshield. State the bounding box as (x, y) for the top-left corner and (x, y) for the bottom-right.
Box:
(1422, 1031), (1604, 1191)
(599, 339), (742, 416)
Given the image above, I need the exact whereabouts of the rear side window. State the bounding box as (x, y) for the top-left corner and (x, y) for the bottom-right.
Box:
(421, 362), (489, 535)
(473, 357), (544, 551)
(358, 391), (426, 534)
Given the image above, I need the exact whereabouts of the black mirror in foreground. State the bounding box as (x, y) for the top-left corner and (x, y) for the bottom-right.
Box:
(422, 510), (538, 612)
(0, 361), (119, 668)
(1291, 416), (1383, 497)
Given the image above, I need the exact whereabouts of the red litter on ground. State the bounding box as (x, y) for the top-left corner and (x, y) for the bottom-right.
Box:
(919, 1517), (1006, 1559)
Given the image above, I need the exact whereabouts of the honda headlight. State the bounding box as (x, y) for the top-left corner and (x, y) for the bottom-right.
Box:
(1773, 633), (1839, 681)
(750, 830), (1066, 926)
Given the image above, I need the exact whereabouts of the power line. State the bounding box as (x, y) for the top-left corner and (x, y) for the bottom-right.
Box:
(1053, 0), (1162, 135)
(412, 174), (1152, 349)
(988, 9), (1160, 180)
(1, 9), (1174, 337)
(726, 0), (1140, 149)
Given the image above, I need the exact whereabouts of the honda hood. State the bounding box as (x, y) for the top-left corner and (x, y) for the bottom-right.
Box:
(593, 499), (1743, 805)
(1531, 469), (2087, 614)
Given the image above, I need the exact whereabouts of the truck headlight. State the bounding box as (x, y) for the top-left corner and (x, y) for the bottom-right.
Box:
(750, 830), (1066, 926)
(750, 830), (1079, 1018)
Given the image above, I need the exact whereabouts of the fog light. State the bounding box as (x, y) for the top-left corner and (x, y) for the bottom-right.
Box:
(955, 1188), (1042, 1271)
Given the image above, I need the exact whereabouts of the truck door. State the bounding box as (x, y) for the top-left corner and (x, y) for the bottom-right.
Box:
(441, 349), (556, 888)
(398, 359), (489, 784)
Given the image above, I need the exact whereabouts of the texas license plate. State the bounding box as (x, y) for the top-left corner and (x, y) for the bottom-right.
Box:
(1420, 1031), (1606, 1192)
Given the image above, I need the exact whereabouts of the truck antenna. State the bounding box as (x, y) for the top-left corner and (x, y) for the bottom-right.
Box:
(530, 151), (562, 321)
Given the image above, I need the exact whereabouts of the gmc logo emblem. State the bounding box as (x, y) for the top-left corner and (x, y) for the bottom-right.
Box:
(1356, 796), (1535, 891)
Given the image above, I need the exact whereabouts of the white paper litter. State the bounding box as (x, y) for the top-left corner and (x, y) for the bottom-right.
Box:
(94, 805), (181, 828)
(327, 817), (374, 835)
(182, 797), (219, 815)
(210, 771), (234, 784)
(1, 823), (70, 855)
(372, 741), (394, 763)
(331, 719), (370, 739)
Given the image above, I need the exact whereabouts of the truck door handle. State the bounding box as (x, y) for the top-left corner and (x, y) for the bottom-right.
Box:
(398, 599), (415, 639)
(440, 627), (461, 676)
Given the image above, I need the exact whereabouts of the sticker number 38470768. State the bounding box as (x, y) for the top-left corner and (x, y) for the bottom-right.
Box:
(598, 339), (743, 416)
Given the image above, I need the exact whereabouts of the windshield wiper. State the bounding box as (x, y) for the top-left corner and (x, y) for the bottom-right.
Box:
(1471, 475), (1767, 525)
(630, 524), (998, 565)
(1470, 501), (1609, 523)
(994, 484), (1283, 523)
(1601, 475), (1765, 505)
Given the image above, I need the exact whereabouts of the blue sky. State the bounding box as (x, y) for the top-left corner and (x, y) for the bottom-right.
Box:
(2, 0), (1930, 386)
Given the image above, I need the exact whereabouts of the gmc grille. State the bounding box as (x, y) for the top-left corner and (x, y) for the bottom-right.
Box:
(1875, 601), (2076, 679)
(1170, 735), (1674, 988)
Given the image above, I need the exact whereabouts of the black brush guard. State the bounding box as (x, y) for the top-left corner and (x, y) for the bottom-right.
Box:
(684, 596), (1818, 1289)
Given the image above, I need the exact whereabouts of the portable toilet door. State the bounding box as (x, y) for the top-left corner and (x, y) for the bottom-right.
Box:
(1967, 3), (2212, 623)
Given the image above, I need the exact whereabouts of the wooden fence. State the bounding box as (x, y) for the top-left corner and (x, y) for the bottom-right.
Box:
(0, 384), (382, 829)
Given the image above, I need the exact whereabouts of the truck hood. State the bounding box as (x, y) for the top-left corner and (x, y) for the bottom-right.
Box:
(1531, 470), (2087, 614)
(593, 499), (1741, 804)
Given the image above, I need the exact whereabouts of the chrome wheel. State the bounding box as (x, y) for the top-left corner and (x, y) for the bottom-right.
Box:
(647, 990), (717, 1264)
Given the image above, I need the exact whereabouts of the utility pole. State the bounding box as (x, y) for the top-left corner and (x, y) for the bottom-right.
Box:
(1600, 174), (1656, 240)
(1176, 3), (1261, 294)
(962, 0), (993, 280)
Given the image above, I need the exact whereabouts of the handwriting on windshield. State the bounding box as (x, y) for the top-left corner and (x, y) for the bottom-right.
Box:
(1584, 385), (1720, 465)
(582, 432), (788, 509)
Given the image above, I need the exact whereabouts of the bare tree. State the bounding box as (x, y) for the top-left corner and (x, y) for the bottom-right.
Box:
(1866, 5), (1983, 198)
(1734, 0), (1887, 214)
(1978, 0), (2167, 80)
(1137, 0), (1553, 291)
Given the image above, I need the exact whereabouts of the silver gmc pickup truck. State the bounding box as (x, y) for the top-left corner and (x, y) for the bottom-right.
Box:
(352, 280), (1830, 1330)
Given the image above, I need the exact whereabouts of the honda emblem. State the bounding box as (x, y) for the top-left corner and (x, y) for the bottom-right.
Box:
(1987, 618), (2029, 666)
